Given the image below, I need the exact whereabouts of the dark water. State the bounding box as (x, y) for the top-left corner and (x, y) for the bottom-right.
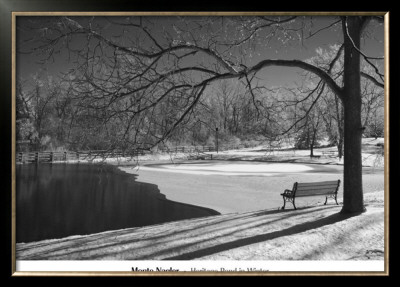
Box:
(16, 163), (219, 243)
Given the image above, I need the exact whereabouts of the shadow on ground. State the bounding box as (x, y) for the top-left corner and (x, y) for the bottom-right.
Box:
(163, 210), (361, 260)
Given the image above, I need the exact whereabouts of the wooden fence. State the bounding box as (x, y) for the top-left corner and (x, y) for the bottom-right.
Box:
(16, 144), (247, 163)
(157, 144), (245, 153)
(157, 146), (215, 153)
(16, 150), (146, 164)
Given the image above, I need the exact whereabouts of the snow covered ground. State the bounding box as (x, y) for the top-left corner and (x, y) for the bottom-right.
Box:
(16, 189), (385, 262)
(199, 137), (384, 168)
(62, 138), (385, 169)
(15, 137), (386, 270)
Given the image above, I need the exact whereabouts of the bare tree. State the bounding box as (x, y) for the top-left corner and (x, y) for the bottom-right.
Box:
(361, 76), (384, 138)
(17, 14), (385, 213)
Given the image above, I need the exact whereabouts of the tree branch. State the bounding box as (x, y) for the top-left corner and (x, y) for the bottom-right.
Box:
(280, 83), (326, 136)
(156, 84), (207, 144)
(306, 19), (341, 40)
(361, 72), (384, 89)
(328, 44), (344, 73)
(246, 59), (344, 99)
(343, 17), (385, 83)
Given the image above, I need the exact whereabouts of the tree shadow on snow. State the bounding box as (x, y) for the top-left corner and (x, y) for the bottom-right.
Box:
(163, 210), (363, 260)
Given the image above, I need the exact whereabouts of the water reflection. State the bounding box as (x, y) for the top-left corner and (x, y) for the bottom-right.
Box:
(16, 163), (219, 243)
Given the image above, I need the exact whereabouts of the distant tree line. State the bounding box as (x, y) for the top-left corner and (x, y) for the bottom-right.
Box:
(16, 46), (384, 154)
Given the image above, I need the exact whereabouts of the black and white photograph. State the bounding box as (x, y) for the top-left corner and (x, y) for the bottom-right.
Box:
(10, 11), (388, 275)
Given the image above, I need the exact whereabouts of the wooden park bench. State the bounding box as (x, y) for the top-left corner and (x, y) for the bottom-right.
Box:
(280, 180), (340, 210)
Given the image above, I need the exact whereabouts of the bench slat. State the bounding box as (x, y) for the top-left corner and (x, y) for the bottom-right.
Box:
(296, 182), (339, 194)
(297, 184), (337, 190)
(296, 181), (339, 187)
(296, 185), (338, 191)
(297, 185), (338, 190)
(296, 190), (337, 197)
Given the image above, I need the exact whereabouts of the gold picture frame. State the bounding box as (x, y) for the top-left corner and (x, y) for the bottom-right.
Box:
(8, 8), (390, 277)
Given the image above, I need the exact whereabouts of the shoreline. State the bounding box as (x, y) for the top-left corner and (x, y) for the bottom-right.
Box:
(14, 144), (385, 262)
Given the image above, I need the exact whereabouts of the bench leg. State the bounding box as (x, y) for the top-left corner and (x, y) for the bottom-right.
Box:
(292, 198), (297, 210)
(324, 195), (339, 206)
(281, 196), (296, 210)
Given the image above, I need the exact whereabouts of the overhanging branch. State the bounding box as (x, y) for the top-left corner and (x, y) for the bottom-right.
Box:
(361, 72), (384, 89)
(246, 59), (344, 99)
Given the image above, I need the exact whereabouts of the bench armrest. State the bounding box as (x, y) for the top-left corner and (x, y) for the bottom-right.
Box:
(281, 189), (294, 196)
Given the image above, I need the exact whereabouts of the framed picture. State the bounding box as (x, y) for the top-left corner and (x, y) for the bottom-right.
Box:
(5, 2), (389, 277)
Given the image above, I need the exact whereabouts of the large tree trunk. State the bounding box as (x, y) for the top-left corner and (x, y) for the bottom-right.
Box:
(341, 17), (367, 213)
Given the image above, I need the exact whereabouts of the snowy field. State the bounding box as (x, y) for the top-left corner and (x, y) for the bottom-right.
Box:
(15, 137), (386, 266)
(16, 189), (385, 262)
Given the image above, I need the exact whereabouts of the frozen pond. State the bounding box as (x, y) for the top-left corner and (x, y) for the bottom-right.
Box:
(16, 163), (219, 243)
(15, 160), (384, 243)
(138, 161), (324, 176)
(123, 160), (384, 214)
